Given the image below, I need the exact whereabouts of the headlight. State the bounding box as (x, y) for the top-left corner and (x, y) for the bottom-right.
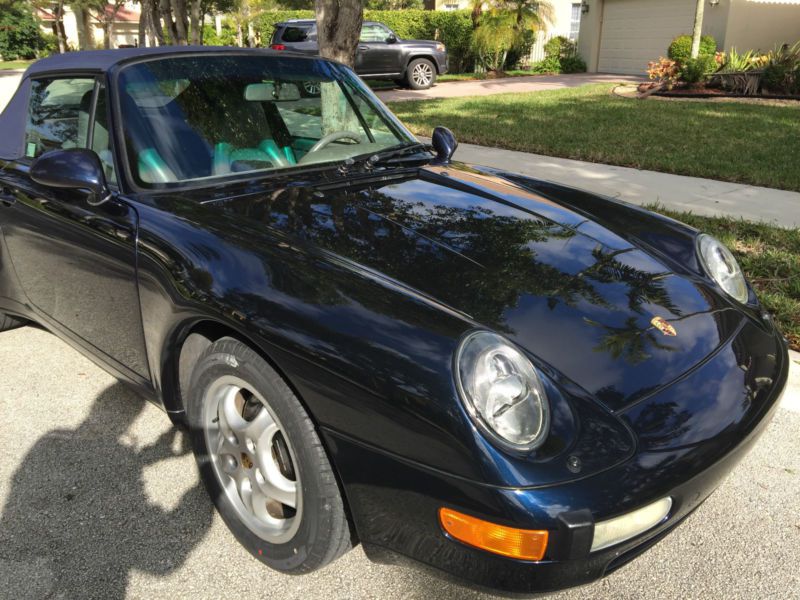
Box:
(696, 234), (749, 304)
(455, 331), (550, 452)
(435, 42), (446, 52)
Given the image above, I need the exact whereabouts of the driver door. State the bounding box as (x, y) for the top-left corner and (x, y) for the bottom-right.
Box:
(355, 24), (401, 75)
(0, 76), (150, 382)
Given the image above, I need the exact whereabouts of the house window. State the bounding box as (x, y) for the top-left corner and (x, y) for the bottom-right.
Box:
(570, 3), (581, 41)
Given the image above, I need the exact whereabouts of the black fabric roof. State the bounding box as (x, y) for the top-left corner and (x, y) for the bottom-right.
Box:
(24, 46), (288, 76)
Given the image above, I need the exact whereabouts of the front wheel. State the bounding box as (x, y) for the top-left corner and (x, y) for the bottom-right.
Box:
(187, 337), (352, 573)
(406, 58), (437, 90)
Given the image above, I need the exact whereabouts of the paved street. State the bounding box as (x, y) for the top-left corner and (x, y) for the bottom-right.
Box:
(1, 326), (798, 600)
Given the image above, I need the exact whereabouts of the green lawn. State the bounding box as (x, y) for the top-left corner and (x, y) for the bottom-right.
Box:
(0, 60), (32, 70)
(651, 206), (799, 351)
(389, 84), (800, 192)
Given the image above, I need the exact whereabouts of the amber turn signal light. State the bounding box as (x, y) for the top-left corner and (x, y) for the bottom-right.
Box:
(439, 507), (548, 561)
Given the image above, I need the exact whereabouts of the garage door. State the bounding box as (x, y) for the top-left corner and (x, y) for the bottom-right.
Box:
(598, 0), (696, 74)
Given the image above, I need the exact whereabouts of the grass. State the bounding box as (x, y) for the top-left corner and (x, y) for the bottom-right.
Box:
(0, 60), (32, 71)
(650, 206), (800, 351)
(389, 83), (800, 192)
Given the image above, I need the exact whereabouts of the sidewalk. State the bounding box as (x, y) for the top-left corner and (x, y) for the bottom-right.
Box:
(451, 142), (800, 228)
(376, 73), (641, 102)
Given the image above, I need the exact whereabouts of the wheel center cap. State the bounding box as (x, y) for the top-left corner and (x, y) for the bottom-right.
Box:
(241, 452), (254, 470)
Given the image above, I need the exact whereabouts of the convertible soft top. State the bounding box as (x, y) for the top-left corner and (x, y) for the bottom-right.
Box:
(24, 45), (287, 75)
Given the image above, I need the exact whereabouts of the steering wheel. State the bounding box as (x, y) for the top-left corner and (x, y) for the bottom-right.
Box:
(306, 131), (363, 154)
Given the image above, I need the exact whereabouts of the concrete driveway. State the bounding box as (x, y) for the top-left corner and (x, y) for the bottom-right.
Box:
(1, 325), (799, 599)
(375, 73), (642, 102)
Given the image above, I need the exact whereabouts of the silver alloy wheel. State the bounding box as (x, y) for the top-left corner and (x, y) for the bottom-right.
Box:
(411, 62), (434, 87)
(203, 375), (302, 544)
(303, 81), (321, 95)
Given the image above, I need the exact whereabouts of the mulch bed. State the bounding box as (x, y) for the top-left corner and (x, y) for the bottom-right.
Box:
(636, 82), (800, 102)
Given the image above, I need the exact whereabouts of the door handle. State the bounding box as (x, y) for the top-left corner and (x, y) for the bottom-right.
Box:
(358, 45), (369, 51)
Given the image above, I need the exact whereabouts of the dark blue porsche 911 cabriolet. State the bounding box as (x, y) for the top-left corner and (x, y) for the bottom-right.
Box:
(0, 47), (789, 594)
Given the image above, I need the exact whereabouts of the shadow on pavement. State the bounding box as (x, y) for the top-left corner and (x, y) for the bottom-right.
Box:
(0, 382), (214, 599)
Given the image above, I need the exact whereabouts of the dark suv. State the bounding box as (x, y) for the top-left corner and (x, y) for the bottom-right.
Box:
(270, 20), (448, 89)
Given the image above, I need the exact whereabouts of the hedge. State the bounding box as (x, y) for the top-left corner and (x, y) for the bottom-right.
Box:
(255, 9), (475, 72)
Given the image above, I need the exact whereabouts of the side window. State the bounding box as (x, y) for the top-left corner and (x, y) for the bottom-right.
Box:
(91, 85), (116, 184)
(360, 24), (389, 43)
(24, 78), (96, 159)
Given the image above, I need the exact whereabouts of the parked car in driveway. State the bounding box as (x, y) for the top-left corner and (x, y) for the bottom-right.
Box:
(270, 20), (447, 89)
(0, 47), (789, 595)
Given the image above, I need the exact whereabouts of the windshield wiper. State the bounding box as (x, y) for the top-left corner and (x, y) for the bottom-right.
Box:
(358, 142), (432, 171)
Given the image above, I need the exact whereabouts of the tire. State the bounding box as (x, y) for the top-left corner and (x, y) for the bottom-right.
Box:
(0, 313), (25, 332)
(186, 337), (352, 573)
(406, 58), (437, 90)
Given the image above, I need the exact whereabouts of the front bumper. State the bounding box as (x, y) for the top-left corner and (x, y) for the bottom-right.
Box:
(322, 331), (788, 594)
(435, 52), (448, 75)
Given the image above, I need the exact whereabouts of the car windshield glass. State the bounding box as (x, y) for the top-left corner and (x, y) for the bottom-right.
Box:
(117, 55), (415, 187)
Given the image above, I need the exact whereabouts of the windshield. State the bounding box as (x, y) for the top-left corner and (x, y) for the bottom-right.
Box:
(117, 54), (415, 186)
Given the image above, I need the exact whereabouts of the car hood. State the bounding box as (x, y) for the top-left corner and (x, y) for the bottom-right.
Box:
(219, 163), (742, 412)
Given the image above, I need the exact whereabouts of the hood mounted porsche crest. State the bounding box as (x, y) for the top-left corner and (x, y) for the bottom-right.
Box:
(650, 316), (677, 337)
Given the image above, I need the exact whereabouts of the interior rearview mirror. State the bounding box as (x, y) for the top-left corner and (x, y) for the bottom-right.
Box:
(29, 148), (111, 206)
(245, 82), (301, 102)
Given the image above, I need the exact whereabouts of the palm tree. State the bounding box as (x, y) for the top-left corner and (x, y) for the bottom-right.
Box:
(472, 1), (552, 73)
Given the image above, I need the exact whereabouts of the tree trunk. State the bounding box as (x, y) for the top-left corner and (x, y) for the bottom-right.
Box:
(171, 0), (189, 45)
(103, 20), (114, 49)
(138, 3), (147, 47)
(190, 0), (201, 45)
(690, 0), (705, 58)
(53, 2), (68, 53)
(75, 7), (93, 50)
(149, 0), (164, 46)
(161, 0), (178, 44)
(314, 0), (363, 66)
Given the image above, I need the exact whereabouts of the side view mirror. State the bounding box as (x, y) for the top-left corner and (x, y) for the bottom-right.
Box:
(30, 148), (111, 206)
(431, 126), (458, 165)
(386, 33), (397, 44)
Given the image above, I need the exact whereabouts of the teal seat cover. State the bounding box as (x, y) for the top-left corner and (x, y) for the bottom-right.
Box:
(138, 148), (177, 183)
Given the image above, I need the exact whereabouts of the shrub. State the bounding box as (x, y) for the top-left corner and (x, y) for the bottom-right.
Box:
(560, 54), (587, 74)
(544, 35), (577, 60)
(0, 2), (46, 60)
(667, 34), (717, 64)
(530, 55), (561, 74)
(39, 32), (59, 57)
(761, 41), (800, 94)
(528, 36), (584, 74)
(472, 10), (517, 72)
(504, 28), (535, 70)
(203, 22), (237, 47)
(680, 54), (718, 84)
(646, 57), (679, 89)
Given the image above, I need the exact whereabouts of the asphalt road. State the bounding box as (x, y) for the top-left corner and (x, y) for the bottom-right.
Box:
(1, 326), (799, 600)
